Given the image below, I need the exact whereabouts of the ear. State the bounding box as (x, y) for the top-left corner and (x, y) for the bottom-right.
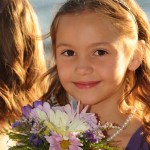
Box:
(128, 40), (145, 71)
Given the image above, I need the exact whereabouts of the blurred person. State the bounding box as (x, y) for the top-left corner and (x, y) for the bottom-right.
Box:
(0, 0), (47, 147)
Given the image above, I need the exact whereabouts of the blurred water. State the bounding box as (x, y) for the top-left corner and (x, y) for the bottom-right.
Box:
(137, 0), (150, 15)
(29, 0), (65, 34)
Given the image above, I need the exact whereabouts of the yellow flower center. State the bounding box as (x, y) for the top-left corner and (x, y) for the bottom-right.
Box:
(60, 140), (70, 149)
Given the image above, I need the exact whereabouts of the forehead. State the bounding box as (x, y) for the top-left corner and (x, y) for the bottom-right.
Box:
(55, 11), (138, 55)
(56, 11), (121, 43)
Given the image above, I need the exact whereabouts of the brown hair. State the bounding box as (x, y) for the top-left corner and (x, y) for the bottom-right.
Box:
(0, 0), (47, 121)
(42, 0), (150, 142)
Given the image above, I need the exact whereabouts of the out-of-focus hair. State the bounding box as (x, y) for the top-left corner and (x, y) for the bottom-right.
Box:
(0, 0), (47, 120)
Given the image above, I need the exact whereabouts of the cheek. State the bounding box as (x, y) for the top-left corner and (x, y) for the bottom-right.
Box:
(100, 58), (128, 83)
(114, 62), (128, 83)
(56, 59), (72, 83)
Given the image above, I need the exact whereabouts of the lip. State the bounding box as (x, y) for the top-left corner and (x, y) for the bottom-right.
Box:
(73, 81), (100, 89)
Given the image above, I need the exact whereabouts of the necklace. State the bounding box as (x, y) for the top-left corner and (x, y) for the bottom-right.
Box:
(107, 109), (136, 141)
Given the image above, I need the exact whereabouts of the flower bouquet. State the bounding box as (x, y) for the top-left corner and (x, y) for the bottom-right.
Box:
(3, 101), (121, 150)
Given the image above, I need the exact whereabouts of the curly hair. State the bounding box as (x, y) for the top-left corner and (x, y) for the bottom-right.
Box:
(0, 0), (47, 121)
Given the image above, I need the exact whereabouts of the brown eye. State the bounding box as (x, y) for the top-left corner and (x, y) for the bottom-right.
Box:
(95, 50), (108, 56)
(63, 50), (76, 56)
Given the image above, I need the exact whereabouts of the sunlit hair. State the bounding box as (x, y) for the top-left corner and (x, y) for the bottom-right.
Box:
(0, 0), (47, 121)
(42, 0), (150, 142)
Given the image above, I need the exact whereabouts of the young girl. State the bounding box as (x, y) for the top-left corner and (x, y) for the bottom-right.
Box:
(42, 0), (150, 149)
(0, 0), (47, 147)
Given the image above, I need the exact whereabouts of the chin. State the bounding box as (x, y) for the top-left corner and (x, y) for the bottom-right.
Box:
(76, 99), (98, 106)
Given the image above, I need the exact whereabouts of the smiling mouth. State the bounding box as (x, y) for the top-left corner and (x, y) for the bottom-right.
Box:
(73, 81), (100, 89)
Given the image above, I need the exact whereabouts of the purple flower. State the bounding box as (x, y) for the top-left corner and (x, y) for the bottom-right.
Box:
(45, 132), (82, 150)
(29, 102), (50, 121)
(12, 121), (21, 128)
(29, 134), (42, 146)
(84, 130), (98, 143)
(45, 132), (62, 150)
(21, 101), (43, 118)
(77, 103), (98, 129)
(21, 104), (32, 118)
(29, 134), (37, 142)
(33, 100), (43, 108)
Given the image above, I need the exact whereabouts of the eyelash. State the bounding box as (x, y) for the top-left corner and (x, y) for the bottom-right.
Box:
(62, 50), (76, 56)
(61, 49), (108, 57)
(94, 49), (108, 56)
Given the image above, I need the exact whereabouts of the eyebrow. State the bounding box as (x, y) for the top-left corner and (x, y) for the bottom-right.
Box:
(56, 42), (114, 49)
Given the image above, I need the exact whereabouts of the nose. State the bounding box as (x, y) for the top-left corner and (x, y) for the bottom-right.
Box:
(75, 57), (93, 75)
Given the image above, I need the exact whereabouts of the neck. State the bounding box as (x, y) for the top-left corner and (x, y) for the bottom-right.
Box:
(89, 95), (127, 125)
(87, 93), (142, 148)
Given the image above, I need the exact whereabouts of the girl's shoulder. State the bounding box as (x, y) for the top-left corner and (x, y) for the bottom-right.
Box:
(126, 126), (150, 150)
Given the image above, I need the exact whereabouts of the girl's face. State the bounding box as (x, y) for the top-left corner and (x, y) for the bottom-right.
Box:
(55, 11), (138, 105)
